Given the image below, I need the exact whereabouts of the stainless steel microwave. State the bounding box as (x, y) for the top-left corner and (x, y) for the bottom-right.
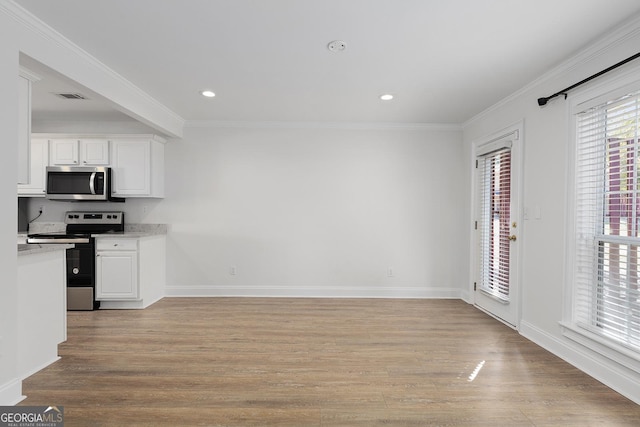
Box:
(46, 166), (123, 202)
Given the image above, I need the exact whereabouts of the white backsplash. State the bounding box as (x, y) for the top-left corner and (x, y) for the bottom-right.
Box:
(125, 224), (168, 234)
(28, 222), (65, 234)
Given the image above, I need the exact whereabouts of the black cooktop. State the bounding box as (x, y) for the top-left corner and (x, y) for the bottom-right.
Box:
(27, 211), (125, 243)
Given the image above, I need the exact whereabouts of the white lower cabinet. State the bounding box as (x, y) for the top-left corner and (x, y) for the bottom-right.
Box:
(96, 239), (139, 300)
(96, 235), (165, 309)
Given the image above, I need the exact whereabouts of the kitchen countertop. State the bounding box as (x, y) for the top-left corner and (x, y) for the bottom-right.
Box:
(17, 224), (167, 254)
(18, 243), (74, 256)
(93, 224), (167, 239)
(92, 231), (164, 239)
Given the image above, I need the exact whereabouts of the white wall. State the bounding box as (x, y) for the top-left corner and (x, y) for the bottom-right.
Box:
(162, 125), (464, 298)
(463, 17), (640, 404)
(0, 9), (21, 405)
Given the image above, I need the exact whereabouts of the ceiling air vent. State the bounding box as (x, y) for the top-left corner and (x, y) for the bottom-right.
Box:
(55, 93), (88, 100)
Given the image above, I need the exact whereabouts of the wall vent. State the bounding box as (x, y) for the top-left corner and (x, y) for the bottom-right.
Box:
(55, 93), (88, 100)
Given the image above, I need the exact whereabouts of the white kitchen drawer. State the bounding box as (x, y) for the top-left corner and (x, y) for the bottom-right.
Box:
(96, 238), (138, 251)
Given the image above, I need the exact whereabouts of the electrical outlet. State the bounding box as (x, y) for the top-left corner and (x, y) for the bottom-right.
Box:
(387, 267), (394, 277)
(38, 205), (45, 214)
(230, 266), (237, 276)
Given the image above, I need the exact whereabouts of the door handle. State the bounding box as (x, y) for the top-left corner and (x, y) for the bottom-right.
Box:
(509, 235), (517, 241)
(89, 172), (96, 194)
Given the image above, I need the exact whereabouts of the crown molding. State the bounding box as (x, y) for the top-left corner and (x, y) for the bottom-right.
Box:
(32, 133), (167, 143)
(185, 120), (462, 131)
(463, 12), (640, 129)
(1, 0), (185, 136)
(18, 65), (40, 82)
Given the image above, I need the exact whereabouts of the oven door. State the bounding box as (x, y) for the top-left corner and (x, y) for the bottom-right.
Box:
(67, 241), (98, 310)
(67, 242), (95, 287)
(46, 166), (108, 200)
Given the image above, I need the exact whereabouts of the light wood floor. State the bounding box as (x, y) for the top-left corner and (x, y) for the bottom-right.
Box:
(20, 298), (640, 426)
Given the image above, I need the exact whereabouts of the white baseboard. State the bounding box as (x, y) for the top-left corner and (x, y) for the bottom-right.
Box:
(459, 289), (472, 303)
(520, 320), (640, 405)
(19, 356), (61, 381)
(0, 378), (24, 406)
(99, 295), (163, 310)
(164, 285), (461, 299)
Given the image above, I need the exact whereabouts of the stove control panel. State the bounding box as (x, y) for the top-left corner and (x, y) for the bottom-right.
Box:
(65, 211), (124, 225)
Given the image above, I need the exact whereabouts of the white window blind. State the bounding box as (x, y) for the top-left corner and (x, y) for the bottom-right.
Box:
(575, 90), (640, 352)
(478, 148), (512, 301)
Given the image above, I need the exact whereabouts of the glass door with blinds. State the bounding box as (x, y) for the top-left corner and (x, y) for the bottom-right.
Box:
(474, 127), (522, 327)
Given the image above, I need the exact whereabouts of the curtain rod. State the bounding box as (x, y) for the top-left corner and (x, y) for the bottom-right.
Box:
(537, 52), (640, 106)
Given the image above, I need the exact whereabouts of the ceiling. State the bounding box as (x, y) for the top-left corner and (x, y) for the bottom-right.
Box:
(15, 0), (640, 125)
(20, 55), (137, 123)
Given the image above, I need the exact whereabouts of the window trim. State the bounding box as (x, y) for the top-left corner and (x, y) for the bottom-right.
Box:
(564, 65), (640, 375)
(560, 321), (640, 372)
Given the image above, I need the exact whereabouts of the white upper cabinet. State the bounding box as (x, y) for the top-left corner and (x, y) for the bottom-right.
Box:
(81, 138), (110, 165)
(49, 138), (110, 165)
(112, 136), (165, 198)
(49, 138), (79, 165)
(17, 138), (48, 197)
(18, 68), (40, 185)
(17, 75), (30, 184)
(112, 140), (150, 195)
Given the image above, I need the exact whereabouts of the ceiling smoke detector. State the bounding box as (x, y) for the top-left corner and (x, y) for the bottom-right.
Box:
(327, 40), (347, 52)
(55, 93), (88, 100)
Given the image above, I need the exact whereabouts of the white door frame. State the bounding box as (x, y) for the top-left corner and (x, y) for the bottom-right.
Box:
(469, 120), (524, 329)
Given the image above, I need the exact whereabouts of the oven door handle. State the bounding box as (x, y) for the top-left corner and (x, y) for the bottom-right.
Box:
(89, 172), (97, 195)
(26, 237), (91, 244)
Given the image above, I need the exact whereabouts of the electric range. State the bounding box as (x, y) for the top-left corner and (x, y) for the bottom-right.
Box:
(27, 211), (125, 310)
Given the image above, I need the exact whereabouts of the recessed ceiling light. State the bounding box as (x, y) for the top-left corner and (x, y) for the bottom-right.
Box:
(201, 90), (216, 98)
(380, 94), (394, 101)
